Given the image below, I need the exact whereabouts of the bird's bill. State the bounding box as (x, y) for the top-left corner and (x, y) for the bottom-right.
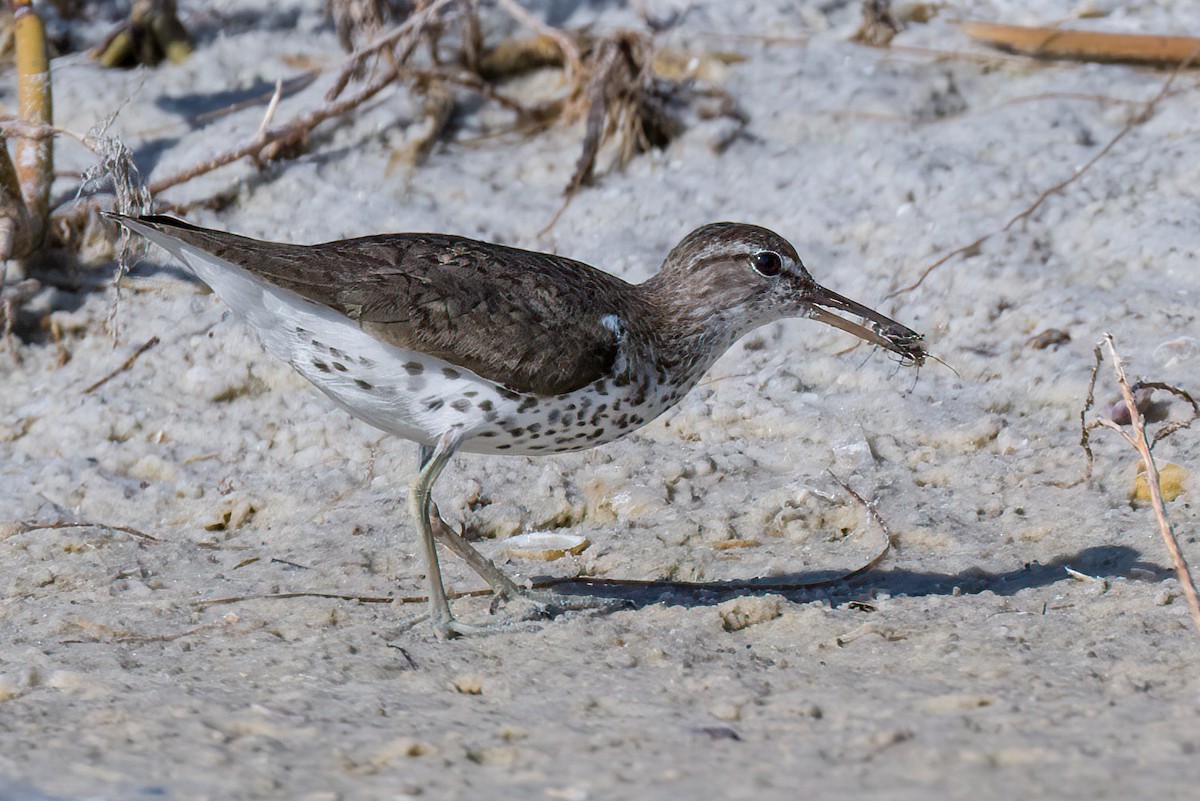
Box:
(807, 284), (926, 366)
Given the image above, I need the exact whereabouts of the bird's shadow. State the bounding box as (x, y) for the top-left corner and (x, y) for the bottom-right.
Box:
(538, 545), (1165, 610)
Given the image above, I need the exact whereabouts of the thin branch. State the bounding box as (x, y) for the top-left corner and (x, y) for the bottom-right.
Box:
(7, 519), (160, 543)
(326, 0), (460, 102)
(1083, 335), (1200, 636)
(495, 0), (582, 82)
(887, 42), (1200, 299)
(83, 335), (159, 394)
(149, 61), (399, 195)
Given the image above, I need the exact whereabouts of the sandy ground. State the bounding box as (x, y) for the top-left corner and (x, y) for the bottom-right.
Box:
(3, 1), (1200, 799)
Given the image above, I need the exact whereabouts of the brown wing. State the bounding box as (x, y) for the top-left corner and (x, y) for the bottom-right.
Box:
(129, 215), (632, 396)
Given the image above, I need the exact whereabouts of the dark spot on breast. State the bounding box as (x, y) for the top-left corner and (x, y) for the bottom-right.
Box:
(529, 444), (546, 451)
(295, 327), (308, 335)
(554, 436), (571, 444)
(464, 390), (478, 398)
(329, 347), (345, 359)
(588, 429), (605, 439)
(561, 414), (574, 427)
(313, 360), (331, 373)
(478, 431), (497, 437)
(594, 380), (608, 396)
(496, 443), (511, 450)
(451, 399), (471, 412)
(442, 367), (461, 380)
(499, 388), (520, 401)
(612, 400), (622, 411)
(630, 415), (644, 425)
(359, 356), (375, 368)
(594, 404), (607, 415)
(616, 415), (629, 428)
(478, 400), (494, 412)
(333, 362), (348, 372)
(404, 361), (424, 375)
(355, 379), (373, 390)
(547, 409), (560, 423)
(427, 399), (445, 411)
(613, 375), (630, 388)
(508, 427), (525, 437)
(526, 423), (542, 433)
(518, 397), (538, 413)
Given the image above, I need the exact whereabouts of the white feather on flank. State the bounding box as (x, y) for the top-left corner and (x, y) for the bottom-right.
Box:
(124, 218), (515, 448)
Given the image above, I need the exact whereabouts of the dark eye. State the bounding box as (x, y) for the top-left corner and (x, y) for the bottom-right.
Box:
(751, 250), (782, 277)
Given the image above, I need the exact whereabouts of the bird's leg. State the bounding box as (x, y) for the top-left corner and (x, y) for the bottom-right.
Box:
(428, 501), (524, 601)
(409, 428), (473, 638)
(419, 442), (523, 602)
(418, 445), (627, 622)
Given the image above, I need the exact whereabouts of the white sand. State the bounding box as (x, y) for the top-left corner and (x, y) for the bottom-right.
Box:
(3, 1), (1200, 798)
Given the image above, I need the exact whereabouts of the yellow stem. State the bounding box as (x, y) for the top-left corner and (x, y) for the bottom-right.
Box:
(13, 0), (53, 249)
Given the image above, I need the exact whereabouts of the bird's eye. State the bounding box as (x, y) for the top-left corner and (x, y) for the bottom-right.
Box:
(751, 250), (783, 277)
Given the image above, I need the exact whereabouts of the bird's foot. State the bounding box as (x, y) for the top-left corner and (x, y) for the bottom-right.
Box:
(492, 587), (631, 621)
(399, 609), (509, 640)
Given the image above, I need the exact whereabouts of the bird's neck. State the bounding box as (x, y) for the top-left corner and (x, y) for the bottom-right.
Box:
(637, 273), (747, 388)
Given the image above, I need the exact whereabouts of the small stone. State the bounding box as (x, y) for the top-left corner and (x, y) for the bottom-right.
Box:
(1132, 462), (1189, 503)
(503, 532), (589, 561)
(717, 595), (782, 632)
(369, 737), (434, 768)
(0, 676), (21, 702)
(452, 675), (484, 695)
(709, 701), (743, 722)
(1025, 328), (1070, 349)
(1108, 387), (1154, 425)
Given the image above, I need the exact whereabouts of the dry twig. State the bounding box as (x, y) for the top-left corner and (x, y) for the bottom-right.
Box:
(83, 335), (160, 393)
(1081, 335), (1200, 636)
(852, 0), (901, 47)
(963, 22), (1200, 66)
(5, 519), (161, 543)
(887, 41), (1200, 299)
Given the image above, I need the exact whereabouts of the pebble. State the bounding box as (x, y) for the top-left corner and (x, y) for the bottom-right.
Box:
(452, 675), (484, 695)
(717, 595), (782, 632)
(1132, 462), (1189, 503)
(503, 532), (589, 561)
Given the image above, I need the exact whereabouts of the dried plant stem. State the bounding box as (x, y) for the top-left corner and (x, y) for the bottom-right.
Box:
(326, 0), (459, 102)
(149, 0), (460, 196)
(83, 335), (160, 394)
(1088, 335), (1200, 636)
(150, 60), (399, 195)
(7, 519), (160, 543)
(13, 0), (52, 248)
(0, 136), (32, 261)
(887, 42), (1200, 299)
(962, 22), (1200, 66)
(495, 0), (582, 82)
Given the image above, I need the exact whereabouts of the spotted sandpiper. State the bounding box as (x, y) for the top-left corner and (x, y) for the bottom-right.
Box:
(106, 213), (926, 637)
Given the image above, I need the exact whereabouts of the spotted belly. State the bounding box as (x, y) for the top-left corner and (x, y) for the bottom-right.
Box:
(282, 321), (687, 456)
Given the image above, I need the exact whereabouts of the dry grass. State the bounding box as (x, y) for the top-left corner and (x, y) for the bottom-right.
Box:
(1082, 335), (1200, 636)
